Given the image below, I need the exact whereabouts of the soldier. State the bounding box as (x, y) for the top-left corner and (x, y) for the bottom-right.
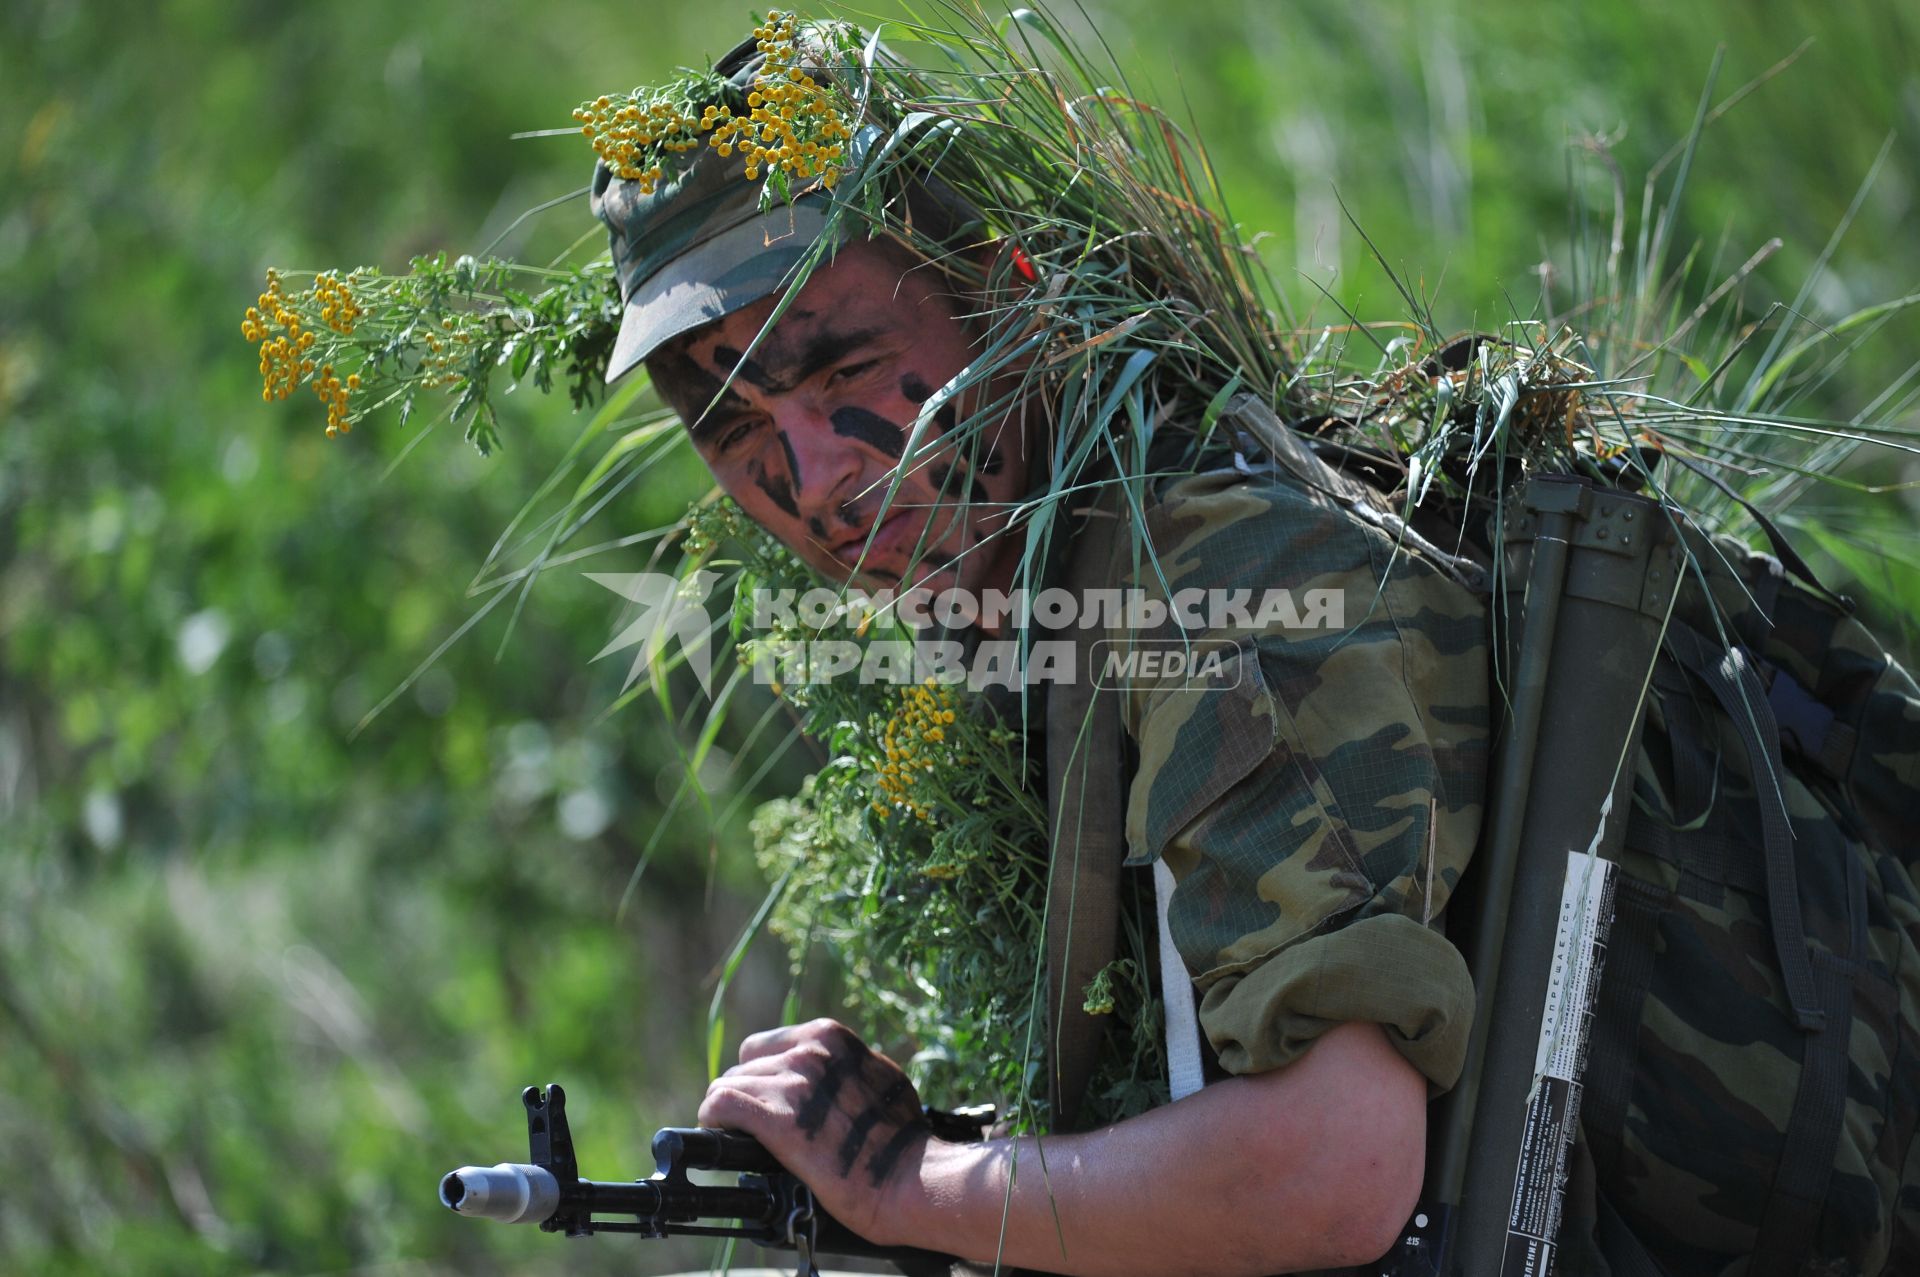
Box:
(594, 19), (1920, 1277)
(640, 240), (1487, 1274)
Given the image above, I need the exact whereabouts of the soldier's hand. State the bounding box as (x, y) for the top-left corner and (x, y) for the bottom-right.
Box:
(697, 1018), (930, 1243)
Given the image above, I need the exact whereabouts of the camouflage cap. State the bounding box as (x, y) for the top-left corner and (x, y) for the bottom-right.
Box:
(590, 31), (981, 385)
(588, 36), (825, 385)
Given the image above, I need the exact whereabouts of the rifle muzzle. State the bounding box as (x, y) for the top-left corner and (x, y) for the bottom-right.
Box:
(439, 1162), (560, 1224)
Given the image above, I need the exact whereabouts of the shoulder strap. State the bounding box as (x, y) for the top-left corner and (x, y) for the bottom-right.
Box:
(1616, 617), (1862, 1274)
(1043, 505), (1128, 1131)
(1661, 619), (1825, 1031)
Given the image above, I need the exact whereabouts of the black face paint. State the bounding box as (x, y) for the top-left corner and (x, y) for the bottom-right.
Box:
(901, 373), (959, 454)
(747, 459), (798, 518)
(711, 327), (888, 395)
(930, 461), (990, 508)
(648, 346), (752, 445)
(771, 430), (817, 526)
(830, 406), (907, 460)
(711, 344), (773, 392)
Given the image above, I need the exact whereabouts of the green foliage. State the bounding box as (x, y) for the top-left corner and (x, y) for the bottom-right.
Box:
(714, 521), (1166, 1129)
(242, 251), (624, 453)
(2, 1), (1916, 1275)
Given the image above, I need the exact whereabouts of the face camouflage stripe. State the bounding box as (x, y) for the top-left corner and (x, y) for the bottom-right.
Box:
(828, 406), (908, 459)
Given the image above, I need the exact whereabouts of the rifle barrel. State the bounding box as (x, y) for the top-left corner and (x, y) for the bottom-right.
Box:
(440, 1162), (780, 1231)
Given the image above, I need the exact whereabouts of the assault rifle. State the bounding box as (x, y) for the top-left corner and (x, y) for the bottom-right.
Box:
(440, 1082), (980, 1276)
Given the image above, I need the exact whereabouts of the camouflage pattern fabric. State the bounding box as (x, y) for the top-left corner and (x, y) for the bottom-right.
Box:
(1104, 401), (1491, 1094)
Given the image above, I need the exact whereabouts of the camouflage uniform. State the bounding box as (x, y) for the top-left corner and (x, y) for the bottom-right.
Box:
(1089, 397), (1920, 1275)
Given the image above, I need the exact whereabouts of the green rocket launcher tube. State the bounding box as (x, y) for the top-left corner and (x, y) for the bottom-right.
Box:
(1428, 475), (1679, 1276)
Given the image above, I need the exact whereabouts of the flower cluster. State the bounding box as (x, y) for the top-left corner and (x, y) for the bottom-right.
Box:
(415, 315), (477, 391)
(241, 268), (372, 433)
(574, 11), (854, 197)
(1081, 959), (1137, 1017)
(572, 89), (707, 194)
(313, 270), (364, 334)
(704, 11), (853, 187)
(242, 270), (317, 403)
(874, 678), (960, 823)
(310, 365), (361, 437)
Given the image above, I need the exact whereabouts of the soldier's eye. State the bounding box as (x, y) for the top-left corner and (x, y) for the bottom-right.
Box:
(830, 358), (880, 386)
(713, 418), (760, 454)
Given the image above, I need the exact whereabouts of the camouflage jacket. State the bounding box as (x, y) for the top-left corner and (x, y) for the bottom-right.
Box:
(1069, 397), (1920, 1276)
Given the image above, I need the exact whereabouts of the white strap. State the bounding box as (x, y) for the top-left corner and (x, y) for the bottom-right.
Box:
(1154, 858), (1206, 1101)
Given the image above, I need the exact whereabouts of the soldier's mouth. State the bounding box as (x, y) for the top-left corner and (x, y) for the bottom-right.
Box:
(837, 509), (919, 568)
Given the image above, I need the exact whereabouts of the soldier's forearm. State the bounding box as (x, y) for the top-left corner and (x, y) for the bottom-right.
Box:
(873, 1021), (1426, 1276)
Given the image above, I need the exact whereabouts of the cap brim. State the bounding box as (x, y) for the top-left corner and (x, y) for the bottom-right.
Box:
(605, 199), (840, 385)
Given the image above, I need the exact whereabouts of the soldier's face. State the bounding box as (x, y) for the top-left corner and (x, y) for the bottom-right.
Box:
(647, 241), (1031, 601)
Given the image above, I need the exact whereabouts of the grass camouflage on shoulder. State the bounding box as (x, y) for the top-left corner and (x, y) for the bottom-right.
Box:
(247, 4), (1919, 1133)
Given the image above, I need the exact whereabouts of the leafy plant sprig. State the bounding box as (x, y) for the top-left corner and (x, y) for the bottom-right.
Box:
(242, 253), (621, 454)
(677, 500), (1166, 1128)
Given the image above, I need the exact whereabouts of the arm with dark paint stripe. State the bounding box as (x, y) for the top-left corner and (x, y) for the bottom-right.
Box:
(698, 1018), (1423, 1276)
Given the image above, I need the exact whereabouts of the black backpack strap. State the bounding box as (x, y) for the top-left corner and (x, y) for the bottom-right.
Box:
(1662, 621), (1825, 1031)
(1598, 1189), (1675, 1277)
(1662, 617), (1863, 1275)
(1748, 842), (1867, 1277)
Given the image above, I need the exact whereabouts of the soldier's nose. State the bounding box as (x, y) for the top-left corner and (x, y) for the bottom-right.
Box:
(775, 410), (864, 523)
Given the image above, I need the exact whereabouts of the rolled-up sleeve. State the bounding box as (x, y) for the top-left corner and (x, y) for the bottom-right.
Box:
(1116, 465), (1489, 1092)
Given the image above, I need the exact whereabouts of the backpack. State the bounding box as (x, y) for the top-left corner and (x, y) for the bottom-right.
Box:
(1563, 527), (1920, 1277)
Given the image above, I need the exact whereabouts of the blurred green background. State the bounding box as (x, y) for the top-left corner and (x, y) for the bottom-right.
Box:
(3, 1), (1915, 1273)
